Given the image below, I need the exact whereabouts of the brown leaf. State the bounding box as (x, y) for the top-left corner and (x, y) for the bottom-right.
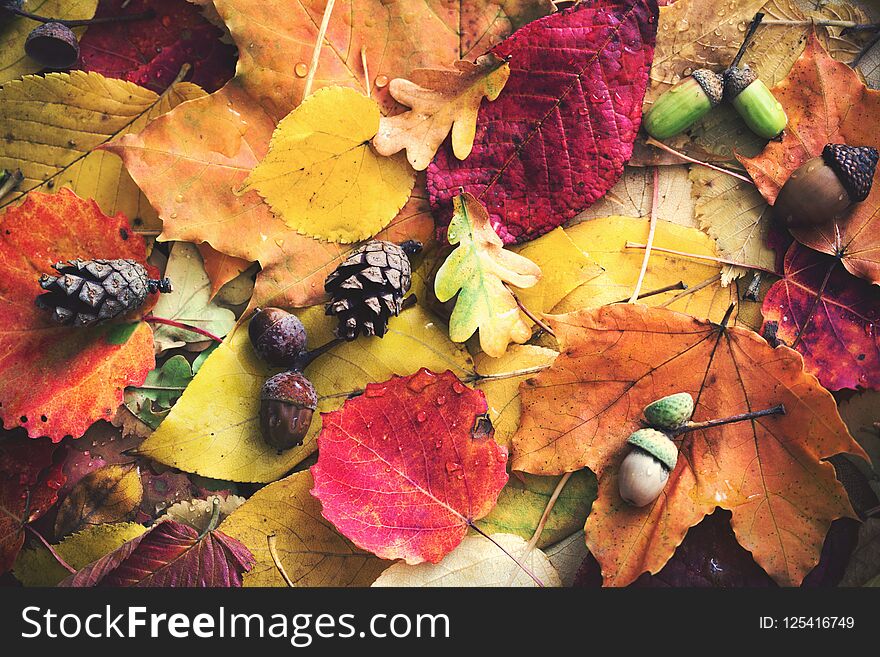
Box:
(54, 464), (143, 539)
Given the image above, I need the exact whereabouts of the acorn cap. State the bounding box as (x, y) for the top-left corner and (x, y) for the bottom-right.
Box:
(822, 144), (879, 203)
(627, 428), (678, 471)
(260, 371), (317, 410)
(25, 22), (79, 70)
(722, 65), (758, 101)
(643, 392), (694, 429)
(691, 69), (724, 107)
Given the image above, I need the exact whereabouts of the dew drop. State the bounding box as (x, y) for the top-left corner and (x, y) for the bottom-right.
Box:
(375, 75), (390, 88)
(676, 18), (689, 32)
(365, 385), (387, 398)
(434, 439), (443, 449)
(452, 382), (465, 394)
(294, 63), (309, 78)
(416, 411), (428, 423)
(445, 461), (462, 476)
(435, 395), (446, 406)
(175, 194), (184, 203)
(407, 369), (436, 392)
(578, 106), (589, 116)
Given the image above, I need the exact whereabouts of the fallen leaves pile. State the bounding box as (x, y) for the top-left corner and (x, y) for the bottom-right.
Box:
(1, 0), (879, 589)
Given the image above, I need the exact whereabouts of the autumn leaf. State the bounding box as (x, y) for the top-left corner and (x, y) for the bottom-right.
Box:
(0, 190), (156, 441)
(428, 0), (658, 244)
(161, 494), (246, 533)
(76, 0), (237, 93)
(124, 355), (193, 429)
(434, 192), (541, 358)
(60, 519), (254, 586)
(513, 304), (866, 586)
(0, 71), (204, 230)
(137, 305), (473, 482)
(372, 533), (560, 587)
(0, 0), (97, 84)
(219, 471), (388, 587)
(14, 522), (146, 587)
(740, 32), (880, 284)
(149, 242), (236, 351)
(373, 53), (511, 171)
(837, 392), (880, 487)
(841, 518), (880, 586)
(0, 436), (65, 574)
(53, 463), (143, 538)
(311, 369), (509, 564)
(197, 243), (252, 300)
(761, 243), (879, 392)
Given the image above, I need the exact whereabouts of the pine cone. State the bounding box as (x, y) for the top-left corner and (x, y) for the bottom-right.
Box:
(325, 240), (421, 340)
(36, 258), (172, 327)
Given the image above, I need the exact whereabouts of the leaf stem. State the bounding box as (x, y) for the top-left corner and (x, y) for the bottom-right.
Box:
(198, 497), (221, 538)
(2, 5), (155, 27)
(628, 166), (660, 303)
(762, 19), (880, 30)
(671, 404), (785, 435)
(790, 258), (837, 349)
(611, 280), (687, 305)
(302, 0), (336, 99)
(657, 274), (721, 308)
(25, 525), (76, 574)
(142, 315), (224, 343)
(361, 46), (370, 98)
(468, 522), (544, 587)
(464, 364), (554, 384)
(507, 285), (555, 336)
(267, 534), (295, 587)
(731, 13), (765, 69)
(625, 242), (778, 275)
(644, 138), (755, 185)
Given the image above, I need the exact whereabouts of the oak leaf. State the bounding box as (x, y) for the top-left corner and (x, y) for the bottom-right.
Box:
(372, 533), (560, 587)
(311, 369), (509, 564)
(0, 190), (156, 441)
(219, 471), (388, 587)
(428, 0), (659, 244)
(54, 463), (143, 539)
(740, 33), (880, 284)
(761, 242), (880, 392)
(512, 304), (866, 586)
(434, 192), (541, 358)
(373, 53), (511, 171)
(60, 519), (254, 587)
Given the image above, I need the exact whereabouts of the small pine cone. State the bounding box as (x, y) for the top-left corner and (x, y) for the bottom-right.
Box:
(324, 240), (421, 340)
(36, 258), (172, 327)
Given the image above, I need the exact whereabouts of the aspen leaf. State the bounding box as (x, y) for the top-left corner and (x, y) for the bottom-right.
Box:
(373, 53), (511, 171)
(434, 192), (541, 358)
(245, 87), (415, 244)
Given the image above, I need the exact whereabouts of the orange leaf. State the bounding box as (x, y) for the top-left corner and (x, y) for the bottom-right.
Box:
(0, 189), (156, 441)
(512, 304), (866, 586)
(196, 243), (252, 299)
(739, 32), (880, 284)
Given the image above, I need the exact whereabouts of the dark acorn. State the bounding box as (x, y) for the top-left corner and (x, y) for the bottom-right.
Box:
(642, 69), (724, 140)
(259, 370), (318, 452)
(248, 307), (307, 368)
(25, 22), (79, 70)
(773, 144), (879, 229)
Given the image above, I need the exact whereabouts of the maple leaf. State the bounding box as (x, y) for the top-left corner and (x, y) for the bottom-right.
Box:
(0, 71), (204, 230)
(0, 435), (65, 574)
(372, 533), (560, 587)
(373, 53), (511, 171)
(60, 519), (254, 586)
(428, 0), (658, 244)
(434, 192), (541, 358)
(219, 471), (388, 587)
(76, 0), (237, 93)
(740, 32), (880, 284)
(245, 86), (415, 244)
(512, 304), (866, 586)
(311, 369), (509, 564)
(0, 190), (156, 441)
(54, 464), (143, 539)
(761, 243), (879, 392)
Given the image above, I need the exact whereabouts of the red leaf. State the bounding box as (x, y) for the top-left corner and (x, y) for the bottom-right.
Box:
(60, 520), (254, 586)
(0, 190), (157, 441)
(76, 0), (237, 93)
(310, 369), (509, 564)
(762, 242), (880, 391)
(0, 435), (66, 573)
(427, 0), (658, 244)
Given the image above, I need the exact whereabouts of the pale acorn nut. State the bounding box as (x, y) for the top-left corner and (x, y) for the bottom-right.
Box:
(618, 428), (678, 507)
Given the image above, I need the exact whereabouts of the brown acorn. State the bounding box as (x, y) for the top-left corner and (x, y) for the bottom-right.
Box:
(773, 144), (879, 229)
(260, 371), (317, 452)
(248, 307), (307, 368)
(25, 22), (79, 70)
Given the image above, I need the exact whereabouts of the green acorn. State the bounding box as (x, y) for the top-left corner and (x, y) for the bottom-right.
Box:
(643, 392), (694, 430)
(619, 428), (678, 507)
(722, 13), (787, 140)
(643, 69), (723, 140)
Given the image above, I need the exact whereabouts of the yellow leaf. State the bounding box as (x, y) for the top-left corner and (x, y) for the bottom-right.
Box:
(0, 71), (204, 229)
(510, 227), (603, 326)
(54, 464), (143, 539)
(13, 522), (146, 587)
(219, 471), (388, 587)
(0, 0), (97, 84)
(372, 533), (560, 587)
(474, 345), (558, 450)
(557, 216), (736, 323)
(137, 305), (474, 483)
(434, 192), (541, 358)
(245, 86), (415, 244)
(373, 53), (510, 171)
